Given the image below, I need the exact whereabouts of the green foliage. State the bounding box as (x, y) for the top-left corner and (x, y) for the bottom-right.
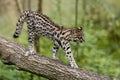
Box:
(0, 0), (120, 80)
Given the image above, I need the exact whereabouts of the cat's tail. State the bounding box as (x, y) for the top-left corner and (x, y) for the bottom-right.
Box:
(13, 10), (31, 38)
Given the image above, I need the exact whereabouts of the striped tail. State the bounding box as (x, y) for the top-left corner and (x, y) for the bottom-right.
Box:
(13, 10), (30, 38)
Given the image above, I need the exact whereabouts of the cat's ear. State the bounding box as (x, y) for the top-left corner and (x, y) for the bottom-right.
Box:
(78, 27), (82, 30)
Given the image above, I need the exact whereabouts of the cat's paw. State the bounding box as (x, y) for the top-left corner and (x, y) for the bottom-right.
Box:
(25, 49), (35, 56)
(70, 62), (79, 68)
(52, 56), (59, 60)
(52, 54), (59, 60)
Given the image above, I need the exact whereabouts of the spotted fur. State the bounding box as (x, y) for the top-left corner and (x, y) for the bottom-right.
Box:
(13, 10), (84, 68)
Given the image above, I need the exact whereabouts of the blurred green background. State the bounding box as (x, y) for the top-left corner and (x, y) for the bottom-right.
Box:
(0, 0), (120, 80)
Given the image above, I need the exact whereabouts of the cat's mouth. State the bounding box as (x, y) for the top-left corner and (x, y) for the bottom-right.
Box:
(80, 37), (85, 43)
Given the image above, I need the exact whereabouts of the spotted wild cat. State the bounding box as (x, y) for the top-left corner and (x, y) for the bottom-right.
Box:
(13, 10), (84, 68)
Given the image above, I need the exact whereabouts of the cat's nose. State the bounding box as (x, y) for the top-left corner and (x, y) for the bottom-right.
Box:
(80, 37), (85, 42)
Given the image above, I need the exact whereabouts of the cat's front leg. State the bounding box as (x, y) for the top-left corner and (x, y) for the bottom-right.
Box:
(61, 41), (78, 68)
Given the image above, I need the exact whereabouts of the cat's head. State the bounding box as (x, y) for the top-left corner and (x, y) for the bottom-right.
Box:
(72, 27), (85, 43)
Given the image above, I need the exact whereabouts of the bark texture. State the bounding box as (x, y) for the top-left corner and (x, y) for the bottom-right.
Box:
(0, 36), (114, 80)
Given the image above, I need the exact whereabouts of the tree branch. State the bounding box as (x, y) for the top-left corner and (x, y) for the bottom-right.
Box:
(0, 36), (114, 80)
